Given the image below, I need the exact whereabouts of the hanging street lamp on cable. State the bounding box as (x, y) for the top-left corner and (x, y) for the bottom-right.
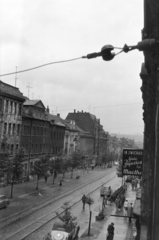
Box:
(82, 39), (159, 61)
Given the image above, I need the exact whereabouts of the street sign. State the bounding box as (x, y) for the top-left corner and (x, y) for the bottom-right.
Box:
(122, 149), (143, 176)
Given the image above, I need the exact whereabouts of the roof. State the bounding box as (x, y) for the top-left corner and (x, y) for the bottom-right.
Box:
(0, 80), (25, 101)
(23, 100), (45, 109)
(46, 112), (66, 127)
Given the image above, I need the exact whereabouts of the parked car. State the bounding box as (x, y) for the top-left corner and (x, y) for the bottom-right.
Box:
(0, 181), (7, 187)
(100, 185), (110, 197)
(44, 221), (80, 240)
(0, 195), (10, 209)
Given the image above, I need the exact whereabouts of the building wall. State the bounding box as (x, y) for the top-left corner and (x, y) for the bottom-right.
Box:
(79, 136), (94, 157)
(0, 96), (24, 154)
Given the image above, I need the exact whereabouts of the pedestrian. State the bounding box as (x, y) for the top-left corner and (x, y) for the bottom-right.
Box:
(45, 176), (47, 183)
(115, 197), (120, 210)
(107, 186), (112, 205)
(107, 222), (115, 240)
(124, 199), (128, 216)
(134, 179), (138, 190)
(127, 203), (133, 222)
(103, 195), (108, 208)
(82, 194), (87, 210)
(131, 179), (135, 190)
(59, 180), (62, 186)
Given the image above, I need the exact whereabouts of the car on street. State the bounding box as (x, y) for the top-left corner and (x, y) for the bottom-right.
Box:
(0, 195), (10, 209)
(114, 161), (118, 166)
(44, 221), (80, 240)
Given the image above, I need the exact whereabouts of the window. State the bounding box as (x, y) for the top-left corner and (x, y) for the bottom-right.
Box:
(27, 125), (30, 135)
(5, 100), (8, 113)
(16, 144), (19, 152)
(18, 103), (22, 115)
(40, 144), (42, 152)
(41, 126), (43, 135)
(31, 144), (34, 153)
(10, 102), (13, 114)
(8, 123), (11, 135)
(14, 102), (17, 114)
(26, 144), (28, 153)
(36, 144), (38, 153)
(17, 124), (20, 136)
(37, 126), (39, 135)
(33, 126), (35, 135)
(4, 123), (7, 134)
(13, 124), (15, 135)
(11, 144), (14, 154)
(0, 99), (2, 112)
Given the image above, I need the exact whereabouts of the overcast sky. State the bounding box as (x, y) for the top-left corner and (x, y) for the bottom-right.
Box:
(0, 0), (144, 136)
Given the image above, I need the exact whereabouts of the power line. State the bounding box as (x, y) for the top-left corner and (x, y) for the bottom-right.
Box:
(58, 102), (142, 112)
(0, 57), (82, 77)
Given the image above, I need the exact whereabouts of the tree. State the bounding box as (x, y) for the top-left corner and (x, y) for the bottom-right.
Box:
(0, 136), (10, 180)
(8, 148), (25, 198)
(49, 155), (63, 184)
(55, 202), (77, 230)
(69, 151), (83, 179)
(32, 156), (50, 190)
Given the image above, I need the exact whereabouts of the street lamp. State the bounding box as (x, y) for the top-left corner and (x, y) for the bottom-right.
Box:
(82, 39), (159, 61)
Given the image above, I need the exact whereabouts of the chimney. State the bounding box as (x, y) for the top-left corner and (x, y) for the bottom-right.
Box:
(74, 109), (76, 113)
(46, 106), (50, 113)
(57, 113), (60, 117)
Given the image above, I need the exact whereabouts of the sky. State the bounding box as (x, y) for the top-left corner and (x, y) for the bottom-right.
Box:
(0, 0), (144, 136)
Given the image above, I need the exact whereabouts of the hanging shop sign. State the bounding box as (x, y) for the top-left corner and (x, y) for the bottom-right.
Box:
(122, 149), (143, 176)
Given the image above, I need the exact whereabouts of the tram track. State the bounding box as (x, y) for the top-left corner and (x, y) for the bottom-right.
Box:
(0, 168), (114, 229)
(1, 169), (116, 240)
(3, 170), (116, 240)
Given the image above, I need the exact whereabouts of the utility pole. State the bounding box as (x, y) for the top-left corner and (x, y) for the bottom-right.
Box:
(27, 82), (33, 99)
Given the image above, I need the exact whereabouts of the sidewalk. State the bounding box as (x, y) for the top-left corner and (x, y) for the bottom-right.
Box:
(80, 182), (137, 240)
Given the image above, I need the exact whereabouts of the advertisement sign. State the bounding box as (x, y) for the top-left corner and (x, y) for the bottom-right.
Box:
(122, 149), (143, 176)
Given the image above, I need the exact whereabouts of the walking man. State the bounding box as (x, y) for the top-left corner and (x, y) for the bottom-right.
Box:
(82, 194), (87, 210)
(124, 199), (128, 216)
(127, 203), (133, 222)
(107, 222), (115, 240)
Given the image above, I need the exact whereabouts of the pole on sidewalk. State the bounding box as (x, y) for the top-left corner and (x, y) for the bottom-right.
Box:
(88, 210), (92, 236)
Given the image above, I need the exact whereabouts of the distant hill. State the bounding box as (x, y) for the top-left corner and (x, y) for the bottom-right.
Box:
(110, 133), (143, 144)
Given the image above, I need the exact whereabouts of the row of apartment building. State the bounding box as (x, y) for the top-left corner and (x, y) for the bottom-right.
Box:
(0, 80), (136, 175)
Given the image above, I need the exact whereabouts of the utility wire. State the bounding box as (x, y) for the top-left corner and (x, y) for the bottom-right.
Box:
(58, 102), (142, 112)
(0, 57), (82, 77)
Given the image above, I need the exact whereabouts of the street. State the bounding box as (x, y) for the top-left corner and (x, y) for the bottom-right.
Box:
(0, 167), (116, 240)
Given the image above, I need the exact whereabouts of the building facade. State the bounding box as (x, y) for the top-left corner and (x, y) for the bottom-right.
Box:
(21, 101), (65, 176)
(0, 80), (25, 154)
(140, 1), (159, 239)
(66, 110), (107, 161)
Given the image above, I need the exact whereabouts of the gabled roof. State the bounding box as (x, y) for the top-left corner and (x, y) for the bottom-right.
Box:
(45, 112), (65, 127)
(0, 80), (25, 101)
(23, 100), (45, 109)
